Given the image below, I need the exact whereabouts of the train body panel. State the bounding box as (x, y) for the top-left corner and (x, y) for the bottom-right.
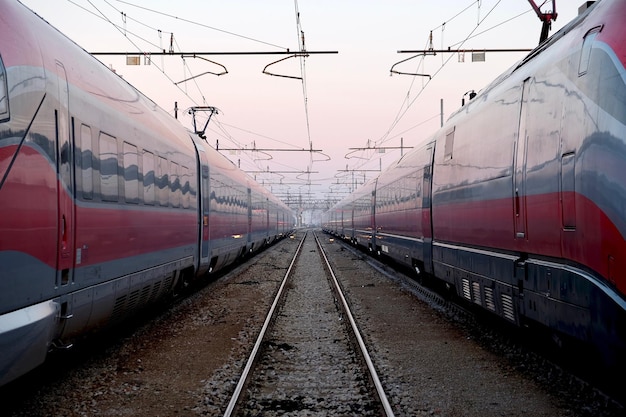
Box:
(194, 137), (293, 274)
(0, 0), (293, 386)
(341, 196), (353, 241)
(375, 141), (435, 273)
(196, 139), (252, 273)
(346, 179), (375, 251)
(430, 0), (626, 359)
(249, 180), (271, 253)
(325, 0), (626, 366)
(322, 194), (352, 239)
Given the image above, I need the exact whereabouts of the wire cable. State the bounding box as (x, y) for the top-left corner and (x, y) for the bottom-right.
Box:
(347, 1), (509, 178)
(68, 0), (166, 51)
(113, 0), (288, 50)
(379, 0), (483, 147)
(294, 0), (314, 165)
(448, 9), (533, 48)
(378, 0), (507, 149)
(103, 0), (172, 36)
(72, 0), (203, 111)
(98, 0), (211, 104)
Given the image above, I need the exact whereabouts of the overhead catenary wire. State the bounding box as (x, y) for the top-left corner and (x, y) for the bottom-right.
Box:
(207, 119), (319, 179)
(113, 0), (289, 51)
(59, 0), (325, 202)
(107, 0), (323, 189)
(430, 0), (481, 33)
(375, 0), (512, 155)
(294, 0), (315, 176)
(100, 0), (228, 104)
(380, 0), (504, 147)
(447, 8), (533, 48)
(77, 0), (208, 110)
(397, 0), (504, 121)
(214, 121), (314, 150)
(346, 0), (513, 182)
(75, 0), (276, 177)
(102, 0), (172, 37)
(67, 0), (168, 51)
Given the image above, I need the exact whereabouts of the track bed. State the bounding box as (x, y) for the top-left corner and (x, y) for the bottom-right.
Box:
(233, 232), (382, 416)
(3, 230), (623, 417)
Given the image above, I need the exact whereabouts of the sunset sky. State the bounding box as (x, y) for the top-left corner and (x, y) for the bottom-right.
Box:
(20, 0), (582, 219)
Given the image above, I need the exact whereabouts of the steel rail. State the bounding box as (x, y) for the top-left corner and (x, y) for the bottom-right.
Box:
(313, 232), (396, 417)
(222, 231), (307, 417)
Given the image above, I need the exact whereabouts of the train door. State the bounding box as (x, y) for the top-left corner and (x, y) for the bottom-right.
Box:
(350, 201), (354, 241)
(340, 207), (344, 238)
(194, 142), (210, 273)
(265, 197), (269, 241)
(247, 187), (252, 246)
(513, 78), (531, 240)
(421, 143), (434, 235)
(200, 152), (210, 263)
(421, 143), (435, 274)
(370, 186), (377, 251)
(55, 61), (74, 287)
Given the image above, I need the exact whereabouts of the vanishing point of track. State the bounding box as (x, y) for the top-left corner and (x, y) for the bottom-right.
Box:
(223, 230), (394, 417)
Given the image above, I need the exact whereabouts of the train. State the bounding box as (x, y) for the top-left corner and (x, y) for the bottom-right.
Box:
(323, 0), (626, 368)
(0, 0), (294, 387)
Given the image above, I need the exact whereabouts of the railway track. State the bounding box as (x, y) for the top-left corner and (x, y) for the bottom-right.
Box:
(5, 229), (623, 417)
(320, 233), (626, 414)
(224, 231), (394, 417)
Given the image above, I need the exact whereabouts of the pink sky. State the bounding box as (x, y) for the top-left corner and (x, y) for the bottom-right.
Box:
(20, 0), (580, 221)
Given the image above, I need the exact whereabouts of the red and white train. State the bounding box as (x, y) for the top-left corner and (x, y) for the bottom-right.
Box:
(324, 0), (626, 367)
(0, 0), (293, 386)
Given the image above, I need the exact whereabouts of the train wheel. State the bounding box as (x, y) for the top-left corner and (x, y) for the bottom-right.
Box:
(173, 269), (192, 296)
(442, 282), (457, 301)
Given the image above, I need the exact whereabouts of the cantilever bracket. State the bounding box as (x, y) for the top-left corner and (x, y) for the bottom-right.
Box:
(175, 54), (228, 85)
(262, 53), (309, 80)
(390, 52), (434, 77)
(188, 106), (218, 139)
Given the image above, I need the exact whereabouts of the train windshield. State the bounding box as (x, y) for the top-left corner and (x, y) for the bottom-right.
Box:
(0, 54), (8, 122)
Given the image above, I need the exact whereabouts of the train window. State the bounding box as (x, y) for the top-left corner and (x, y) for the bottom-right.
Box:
(0, 54), (8, 121)
(157, 156), (169, 207)
(123, 142), (139, 204)
(579, 26), (602, 76)
(99, 133), (119, 202)
(182, 166), (190, 208)
(444, 127), (455, 161)
(80, 124), (93, 200)
(171, 162), (180, 208)
(561, 152), (576, 229)
(143, 151), (155, 205)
